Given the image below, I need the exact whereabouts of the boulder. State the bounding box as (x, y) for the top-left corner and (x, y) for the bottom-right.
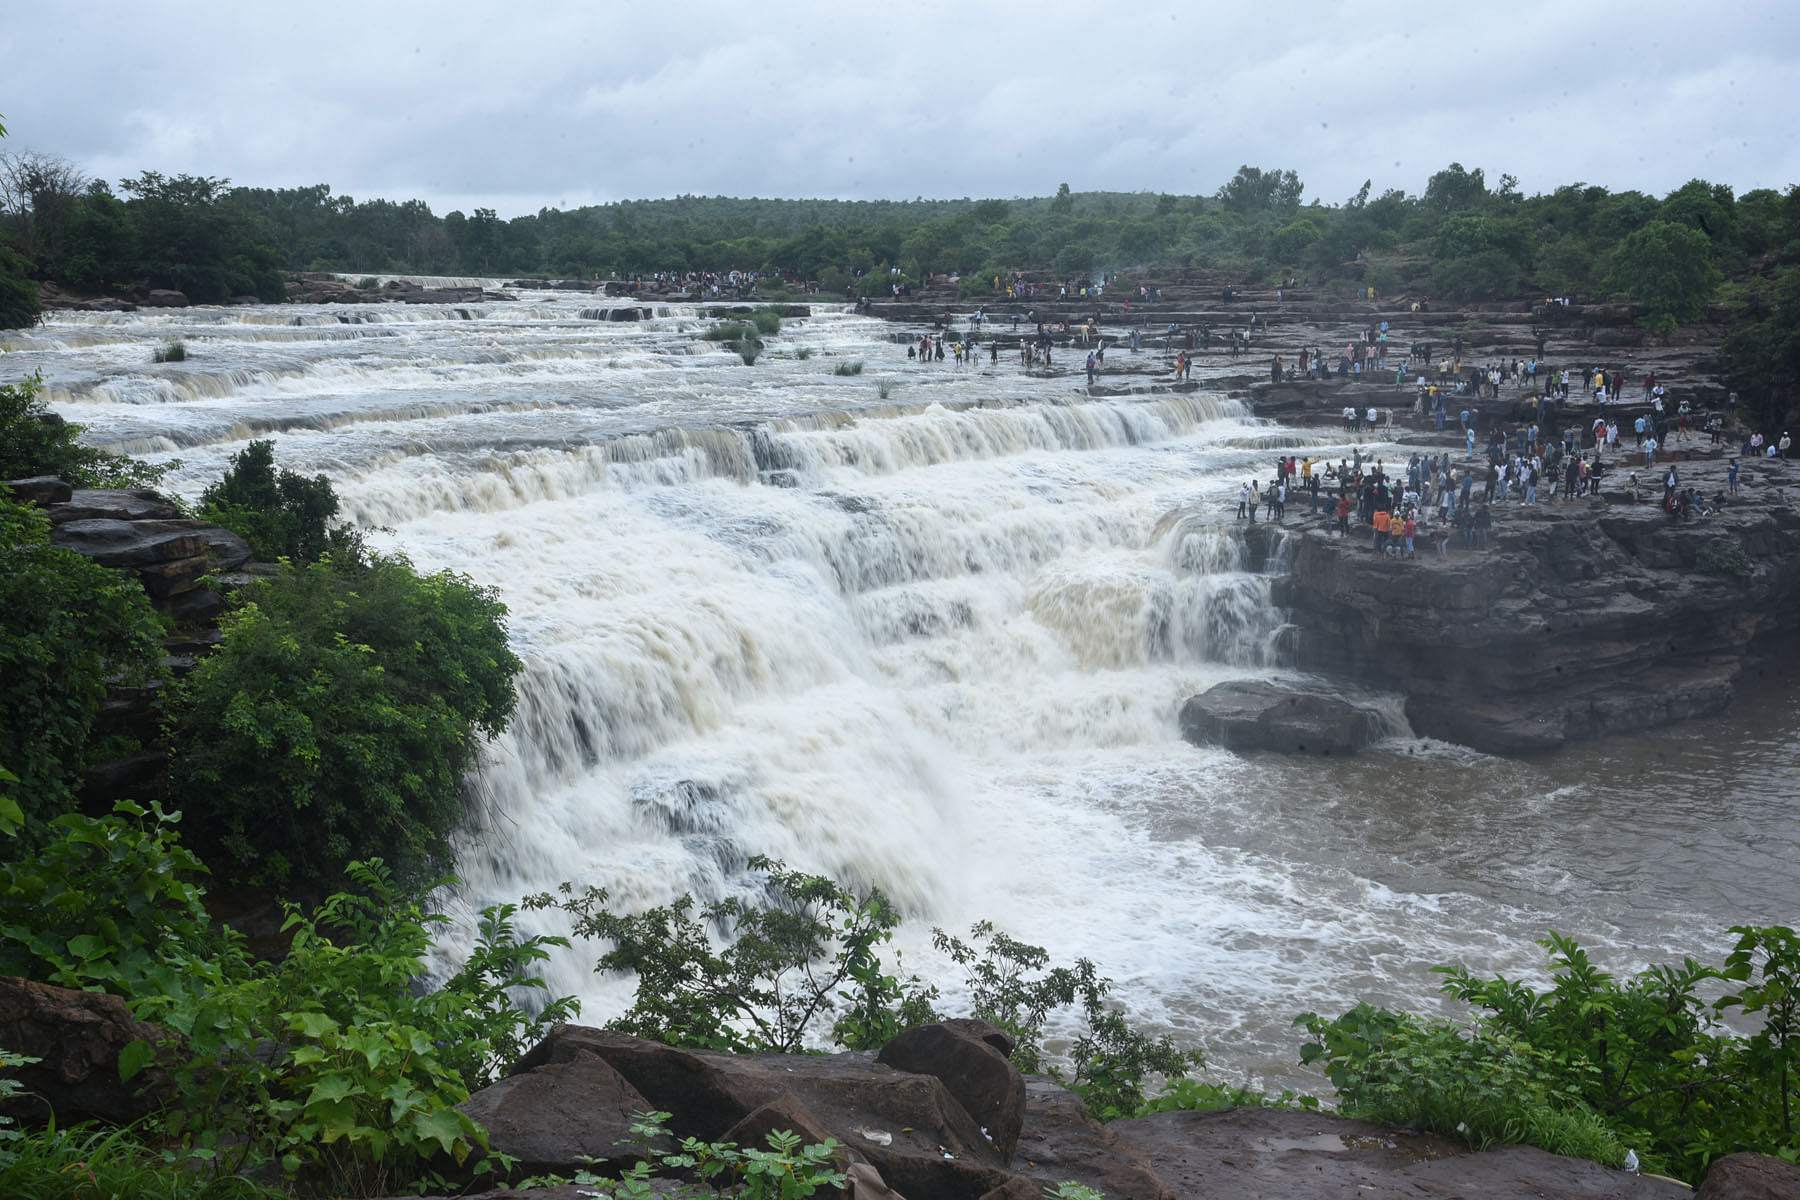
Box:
(721, 1092), (857, 1170)
(142, 289), (190, 307)
(877, 1021), (1025, 1162)
(458, 1048), (667, 1176)
(513, 1026), (1011, 1200)
(0, 976), (178, 1124)
(1179, 680), (1377, 755)
(1002, 1076), (1175, 1200)
(48, 488), (183, 523)
(1696, 1152), (1800, 1199)
(50, 518), (209, 567)
(4, 476), (72, 505)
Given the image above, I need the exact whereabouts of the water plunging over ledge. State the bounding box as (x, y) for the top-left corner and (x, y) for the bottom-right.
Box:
(8, 292), (1796, 1092)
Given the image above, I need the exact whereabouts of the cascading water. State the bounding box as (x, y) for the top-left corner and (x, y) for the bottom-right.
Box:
(8, 290), (1796, 1093)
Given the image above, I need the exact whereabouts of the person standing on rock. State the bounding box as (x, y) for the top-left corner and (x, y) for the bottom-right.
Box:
(1729, 459), (1741, 495)
(1248, 482), (1261, 523)
(1644, 434), (1659, 467)
(1238, 482), (1251, 519)
(1781, 432), (1792, 459)
(1336, 492), (1352, 537)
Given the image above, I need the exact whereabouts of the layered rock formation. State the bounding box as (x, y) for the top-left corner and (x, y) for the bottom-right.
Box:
(1247, 460), (1800, 753)
(406, 1022), (1698, 1200)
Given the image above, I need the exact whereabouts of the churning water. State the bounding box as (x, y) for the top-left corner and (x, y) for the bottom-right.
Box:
(10, 289), (1796, 1091)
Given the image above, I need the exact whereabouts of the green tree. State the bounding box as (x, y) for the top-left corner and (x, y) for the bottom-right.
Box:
(1217, 166), (1304, 215)
(530, 856), (937, 1055)
(0, 370), (165, 487)
(198, 438), (354, 564)
(0, 495), (163, 823)
(1606, 219), (1721, 333)
(162, 554), (522, 890)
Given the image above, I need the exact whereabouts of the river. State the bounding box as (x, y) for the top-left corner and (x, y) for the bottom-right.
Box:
(8, 287), (1795, 1092)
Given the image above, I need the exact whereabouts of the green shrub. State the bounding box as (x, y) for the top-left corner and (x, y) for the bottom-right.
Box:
(738, 339), (760, 365)
(0, 244), (40, 330)
(522, 1112), (847, 1198)
(153, 340), (187, 362)
(197, 438), (358, 564)
(1303, 930), (1800, 1182)
(162, 553), (522, 890)
(877, 380), (895, 400)
(1297, 1003), (1625, 1164)
(0, 370), (166, 487)
(704, 321), (753, 342)
(0, 495), (163, 823)
(933, 921), (1202, 1118)
(0, 804), (575, 1197)
(833, 360), (864, 376)
(794, 346), (813, 360)
(529, 856), (937, 1055)
(1697, 536), (1752, 575)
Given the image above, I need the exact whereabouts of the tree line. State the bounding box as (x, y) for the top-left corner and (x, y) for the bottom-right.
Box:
(1, 145), (1798, 415)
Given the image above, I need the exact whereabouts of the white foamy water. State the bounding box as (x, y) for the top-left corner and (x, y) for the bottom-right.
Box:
(9, 292), (1795, 1093)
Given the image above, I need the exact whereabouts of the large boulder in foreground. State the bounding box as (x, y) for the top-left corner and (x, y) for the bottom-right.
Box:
(498, 1026), (1010, 1199)
(1179, 680), (1377, 755)
(1696, 1151), (1800, 1199)
(0, 976), (178, 1125)
(877, 1020), (1024, 1163)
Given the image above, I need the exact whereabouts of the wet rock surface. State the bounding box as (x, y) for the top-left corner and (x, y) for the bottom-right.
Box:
(1179, 680), (1379, 755)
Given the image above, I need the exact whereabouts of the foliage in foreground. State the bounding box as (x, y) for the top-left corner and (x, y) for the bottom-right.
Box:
(519, 1111), (847, 1199)
(196, 437), (361, 565)
(529, 858), (1199, 1117)
(162, 550), (522, 890)
(0, 802), (575, 1197)
(0, 492), (163, 823)
(1298, 929), (1800, 1183)
(0, 369), (166, 487)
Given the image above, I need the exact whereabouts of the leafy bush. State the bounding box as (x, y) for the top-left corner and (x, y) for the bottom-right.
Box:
(153, 339), (187, 362)
(704, 320), (753, 342)
(0, 494), (163, 823)
(522, 1111), (846, 1198)
(1302, 930), (1800, 1183)
(0, 804), (574, 1197)
(0, 370), (167, 487)
(933, 921), (1202, 1118)
(0, 244), (41, 329)
(748, 307), (783, 336)
(197, 438), (358, 564)
(529, 856), (937, 1055)
(833, 360), (864, 376)
(1297, 1003), (1626, 1164)
(162, 553), (522, 890)
(1697, 536), (1752, 575)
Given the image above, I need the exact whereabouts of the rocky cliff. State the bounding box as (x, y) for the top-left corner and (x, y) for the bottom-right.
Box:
(1246, 459), (1800, 753)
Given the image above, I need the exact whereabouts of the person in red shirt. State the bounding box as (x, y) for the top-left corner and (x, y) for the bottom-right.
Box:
(1402, 512), (1417, 558)
(1336, 494), (1352, 537)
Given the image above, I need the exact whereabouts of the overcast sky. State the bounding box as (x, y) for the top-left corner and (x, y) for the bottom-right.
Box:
(5, 1), (1796, 219)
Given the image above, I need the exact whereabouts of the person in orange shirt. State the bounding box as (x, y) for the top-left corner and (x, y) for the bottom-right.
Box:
(1372, 507), (1391, 554)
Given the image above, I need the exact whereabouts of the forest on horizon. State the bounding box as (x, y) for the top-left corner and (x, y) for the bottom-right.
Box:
(3, 149), (1799, 417)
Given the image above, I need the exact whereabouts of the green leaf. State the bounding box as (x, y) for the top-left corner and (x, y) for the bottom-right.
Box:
(118, 1037), (154, 1082)
(409, 1106), (469, 1156)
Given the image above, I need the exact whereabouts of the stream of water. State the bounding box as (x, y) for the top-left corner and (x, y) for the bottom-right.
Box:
(9, 288), (1794, 1091)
